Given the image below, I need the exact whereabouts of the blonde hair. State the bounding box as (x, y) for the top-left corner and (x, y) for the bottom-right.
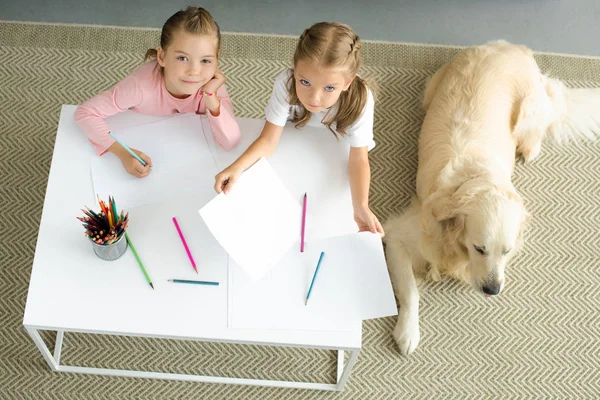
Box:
(288, 22), (369, 137)
(144, 7), (221, 67)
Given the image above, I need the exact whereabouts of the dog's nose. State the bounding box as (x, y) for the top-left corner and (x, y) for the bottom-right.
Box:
(482, 283), (501, 296)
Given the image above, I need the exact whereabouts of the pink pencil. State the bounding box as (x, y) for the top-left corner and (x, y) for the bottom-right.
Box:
(172, 217), (198, 274)
(301, 193), (307, 252)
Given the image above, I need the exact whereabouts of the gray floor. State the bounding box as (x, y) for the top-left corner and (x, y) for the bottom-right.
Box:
(1, 0), (599, 57)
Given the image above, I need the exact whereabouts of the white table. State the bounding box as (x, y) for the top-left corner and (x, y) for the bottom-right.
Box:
(23, 106), (362, 391)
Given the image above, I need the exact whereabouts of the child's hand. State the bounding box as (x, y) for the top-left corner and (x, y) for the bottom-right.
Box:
(354, 206), (385, 237)
(202, 68), (227, 116)
(202, 68), (227, 94)
(121, 149), (152, 178)
(214, 165), (242, 194)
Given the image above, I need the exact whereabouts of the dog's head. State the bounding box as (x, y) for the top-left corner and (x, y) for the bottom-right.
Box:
(422, 178), (528, 296)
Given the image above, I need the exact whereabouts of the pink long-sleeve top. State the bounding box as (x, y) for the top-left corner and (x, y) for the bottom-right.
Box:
(74, 60), (241, 155)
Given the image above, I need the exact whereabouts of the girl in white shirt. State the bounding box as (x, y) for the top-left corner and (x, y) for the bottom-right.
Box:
(214, 22), (384, 236)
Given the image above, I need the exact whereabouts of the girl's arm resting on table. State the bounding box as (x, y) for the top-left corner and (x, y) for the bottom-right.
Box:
(74, 75), (144, 155)
(348, 146), (384, 236)
(206, 92), (241, 150)
(348, 146), (371, 210)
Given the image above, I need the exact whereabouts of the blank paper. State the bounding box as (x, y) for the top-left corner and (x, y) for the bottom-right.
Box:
(229, 232), (398, 330)
(199, 158), (302, 281)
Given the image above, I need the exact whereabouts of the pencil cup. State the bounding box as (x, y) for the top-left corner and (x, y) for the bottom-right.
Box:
(89, 234), (127, 261)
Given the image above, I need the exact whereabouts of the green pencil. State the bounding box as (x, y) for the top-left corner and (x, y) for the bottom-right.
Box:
(111, 196), (118, 226)
(125, 233), (154, 290)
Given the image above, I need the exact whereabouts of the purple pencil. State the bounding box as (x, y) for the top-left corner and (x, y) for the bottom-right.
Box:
(301, 193), (307, 252)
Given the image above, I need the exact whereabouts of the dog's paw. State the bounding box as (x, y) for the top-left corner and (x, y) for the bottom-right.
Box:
(521, 141), (542, 162)
(393, 308), (420, 355)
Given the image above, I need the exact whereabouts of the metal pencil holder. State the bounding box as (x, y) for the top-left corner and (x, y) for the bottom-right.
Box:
(89, 233), (128, 261)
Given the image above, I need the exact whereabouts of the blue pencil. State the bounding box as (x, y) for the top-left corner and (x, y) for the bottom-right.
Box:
(305, 251), (325, 306)
(108, 131), (147, 166)
(167, 279), (219, 286)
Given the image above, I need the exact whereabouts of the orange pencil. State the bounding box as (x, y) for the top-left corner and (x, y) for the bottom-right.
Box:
(97, 195), (108, 215)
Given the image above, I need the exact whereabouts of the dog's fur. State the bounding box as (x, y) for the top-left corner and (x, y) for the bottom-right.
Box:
(383, 41), (600, 355)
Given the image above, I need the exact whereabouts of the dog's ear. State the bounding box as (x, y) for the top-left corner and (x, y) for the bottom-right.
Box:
(500, 186), (530, 251)
(420, 179), (495, 266)
(420, 188), (468, 267)
(430, 191), (461, 222)
(426, 182), (479, 222)
(422, 187), (469, 229)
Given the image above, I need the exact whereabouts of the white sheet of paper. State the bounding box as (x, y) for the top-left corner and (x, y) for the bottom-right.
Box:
(199, 158), (302, 281)
(203, 117), (357, 241)
(123, 172), (229, 317)
(229, 232), (397, 330)
(90, 113), (218, 209)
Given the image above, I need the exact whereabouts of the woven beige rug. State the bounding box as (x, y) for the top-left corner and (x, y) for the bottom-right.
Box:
(1, 21), (599, 399)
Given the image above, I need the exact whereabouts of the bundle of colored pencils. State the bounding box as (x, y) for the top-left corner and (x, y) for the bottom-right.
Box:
(77, 196), (129, 245)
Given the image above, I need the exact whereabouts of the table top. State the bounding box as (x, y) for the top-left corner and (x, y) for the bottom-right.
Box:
(23, 105), (361, 350)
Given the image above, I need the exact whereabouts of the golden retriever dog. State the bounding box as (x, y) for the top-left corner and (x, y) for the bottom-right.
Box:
(383, 40), (600, 355)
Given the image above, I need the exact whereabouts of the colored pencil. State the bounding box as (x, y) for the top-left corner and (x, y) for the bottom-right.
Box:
(81, 197), (129, 245)
(172, 217), (198, 274)
(82, 209), (108, 231)
(82, 208), (101, 223)
(111, 196), (118, 226)
(167, 279), (219, 286)
(107, 197), (114, 227)
(97, 195), (108, 215)
(125, 233), (154, 290)
(301, 192), (307, 252)
(108, 131), (147, 166)
(305, 251), (325, 306)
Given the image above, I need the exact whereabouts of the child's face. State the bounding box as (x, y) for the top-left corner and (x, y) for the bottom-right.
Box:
(293, 59), (354, 113)
(157, 31), (218, 99)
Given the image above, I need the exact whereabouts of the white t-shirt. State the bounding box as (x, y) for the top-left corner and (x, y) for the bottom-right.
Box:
(264, 69), (376, 150)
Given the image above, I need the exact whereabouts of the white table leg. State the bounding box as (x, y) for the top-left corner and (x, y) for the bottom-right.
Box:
(25, 328), (359, 391)
(25, 327), (59, 371)
(54, 331), (65, 364)
(55, 365), (340, 390)
(337, 350), (344, 382)
(336, 348), (360, 391)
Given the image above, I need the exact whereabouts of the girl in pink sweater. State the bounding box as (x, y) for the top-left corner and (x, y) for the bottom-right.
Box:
(75, 7), (241, 177)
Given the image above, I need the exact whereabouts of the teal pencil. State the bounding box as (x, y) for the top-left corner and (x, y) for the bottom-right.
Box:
(108, 131), (147, 166)
(167, 279), (219, 286)
(110, 196), (118, 226)
(125, 233), (154, 290)
(305, 251), (325, 306)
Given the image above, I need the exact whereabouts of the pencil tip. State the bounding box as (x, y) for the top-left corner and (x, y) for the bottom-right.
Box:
(304, 192), (307, 196)
(305, 299), (308, 306)
(150, 283), (155, 290)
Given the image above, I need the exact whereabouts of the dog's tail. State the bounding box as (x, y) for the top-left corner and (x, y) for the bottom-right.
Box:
(545, 78), (600, 144)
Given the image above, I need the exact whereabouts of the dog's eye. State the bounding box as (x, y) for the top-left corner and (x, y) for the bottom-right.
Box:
(502, 248), (511, 255)
(474, 245), (486, 255)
